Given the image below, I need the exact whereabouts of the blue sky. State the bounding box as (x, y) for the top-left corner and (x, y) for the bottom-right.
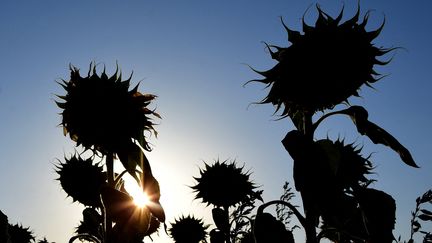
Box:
(0, 1), (431, 242)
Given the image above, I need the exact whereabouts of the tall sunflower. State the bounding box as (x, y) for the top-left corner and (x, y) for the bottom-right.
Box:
(192, 159), (256, 208)
(248, 5), (393, 117)
(56, 63), (160, 155)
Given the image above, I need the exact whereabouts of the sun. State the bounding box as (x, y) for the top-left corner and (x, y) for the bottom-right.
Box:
(123, 175), (150, 208)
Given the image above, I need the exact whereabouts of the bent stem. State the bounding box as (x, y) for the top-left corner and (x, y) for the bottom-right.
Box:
(257, 200), (306, 229)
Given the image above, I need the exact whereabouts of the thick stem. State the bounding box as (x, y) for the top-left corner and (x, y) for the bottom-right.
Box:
(301, 112), (318, 243)
(105, 154), (115, 243)
(223, 206), (232, 243)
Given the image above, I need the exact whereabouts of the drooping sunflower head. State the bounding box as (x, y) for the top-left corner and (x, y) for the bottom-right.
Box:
(56, 63), (160, 155)
(249, 4), (393, 117)
(56, 153), (106, 207)
(192, 159), (257, 208)
(169, 215), (208, 243)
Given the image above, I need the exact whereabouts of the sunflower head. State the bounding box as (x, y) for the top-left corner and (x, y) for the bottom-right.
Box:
(249, 4), (393, 117)
(56, 153), (107, 207)
(192, 159), (256, 208)
(317, 138), (373, 190)
(332, 139), (373, 188)
(8, 224), (35, 243)
(169, 215), (208, 243)
(56, 63), (160, 155)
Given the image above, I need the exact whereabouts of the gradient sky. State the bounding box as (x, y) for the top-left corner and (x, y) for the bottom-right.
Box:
(0, 1), (431, 242)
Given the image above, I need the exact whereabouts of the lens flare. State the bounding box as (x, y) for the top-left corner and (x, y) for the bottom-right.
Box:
(124, 176), (150, 208)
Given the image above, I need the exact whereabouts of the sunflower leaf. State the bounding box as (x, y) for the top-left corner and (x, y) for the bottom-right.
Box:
(341, 106), (419, 168)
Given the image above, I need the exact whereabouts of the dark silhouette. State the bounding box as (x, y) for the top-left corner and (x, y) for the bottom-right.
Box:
(55, 63), (164, 243)
(247, 3), (419, 243)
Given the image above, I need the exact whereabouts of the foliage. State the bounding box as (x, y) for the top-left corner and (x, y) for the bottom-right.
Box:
(396, 189), (432, 243)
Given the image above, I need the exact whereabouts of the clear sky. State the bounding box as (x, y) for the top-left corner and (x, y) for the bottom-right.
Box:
(0, 1), (431, 242)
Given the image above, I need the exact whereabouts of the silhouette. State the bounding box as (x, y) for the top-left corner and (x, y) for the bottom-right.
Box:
(247, 4), (418, 243)
(191, 159), (263, 243)
(169, 215), (208, 243)
(55, 63), (164, 243)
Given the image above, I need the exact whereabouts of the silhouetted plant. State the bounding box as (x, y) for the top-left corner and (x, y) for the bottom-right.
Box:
(55, 63), (164, 243)
(169, 215), (209, 243)
(398, 189), (432, 243)
(192, 159), (261, 243)
(276, 182), (299, 232)
(248, 4), (418, 243)
(8, 224), (35, 243)
(56, 154), (107, 207)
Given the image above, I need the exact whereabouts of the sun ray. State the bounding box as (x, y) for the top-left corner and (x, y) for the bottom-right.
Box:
(123, 175), (150, 208)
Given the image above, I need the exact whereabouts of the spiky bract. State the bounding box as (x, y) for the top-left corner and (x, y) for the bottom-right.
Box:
(192, 159), (256, 208)
(56, 154), (106, 207)
(169, 215), (208, 243)
(56, 63), (160, 155)
(250, 5), (392, 117)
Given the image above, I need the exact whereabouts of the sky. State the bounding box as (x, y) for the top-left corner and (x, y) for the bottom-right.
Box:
(0, 0), (431, 242)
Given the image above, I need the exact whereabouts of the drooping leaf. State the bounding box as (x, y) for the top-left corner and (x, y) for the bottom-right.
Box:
(340, 106), (418, 168)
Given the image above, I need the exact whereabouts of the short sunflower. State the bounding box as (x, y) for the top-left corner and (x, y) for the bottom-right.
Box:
(56, 63), (160, 155)
(248, 5), (393, 117)
(56, 153), (106, 207)
(169, 215), (208, 243)
(192, 159), (256, 208)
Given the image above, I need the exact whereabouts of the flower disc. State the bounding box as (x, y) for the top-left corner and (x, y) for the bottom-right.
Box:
(56, 63), (160, 154)
(192, 159), (256, 208)
(250, 5), (393, 117)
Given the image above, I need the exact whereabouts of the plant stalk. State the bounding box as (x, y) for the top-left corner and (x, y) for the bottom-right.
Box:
(105, 153), (114, 243)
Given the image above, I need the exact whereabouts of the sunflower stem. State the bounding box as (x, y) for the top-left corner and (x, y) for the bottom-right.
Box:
(301, 112), (318, 243)
(223, 206), (232, 243)
(105, 153), (114, 242)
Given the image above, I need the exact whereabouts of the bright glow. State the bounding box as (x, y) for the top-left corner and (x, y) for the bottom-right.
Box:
(123, 175), (150, 208)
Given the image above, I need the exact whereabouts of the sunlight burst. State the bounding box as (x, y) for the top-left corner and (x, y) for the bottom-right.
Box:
(124, 176), (150, 208)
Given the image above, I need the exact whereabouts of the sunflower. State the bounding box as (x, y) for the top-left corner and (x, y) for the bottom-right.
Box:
(192, 159), (256, 208)
(169, 215), (208, 243)
(317, 138), (373, 190)
(8, 224), (35, 243)
(56, 153), (107, 207)
(248, 5), (393, 117)
(56, 63), (160, 155)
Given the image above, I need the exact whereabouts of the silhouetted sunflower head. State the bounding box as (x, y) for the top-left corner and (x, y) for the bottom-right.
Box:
(56, 153), (106, 207)
(169, 215), (208, 243)
(56, 63), (160, 155)
(249, 5), (393, 117)
(192, 159), (256, 208)
(8, 224), (35, 243)
(332, 139), (373, 188)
